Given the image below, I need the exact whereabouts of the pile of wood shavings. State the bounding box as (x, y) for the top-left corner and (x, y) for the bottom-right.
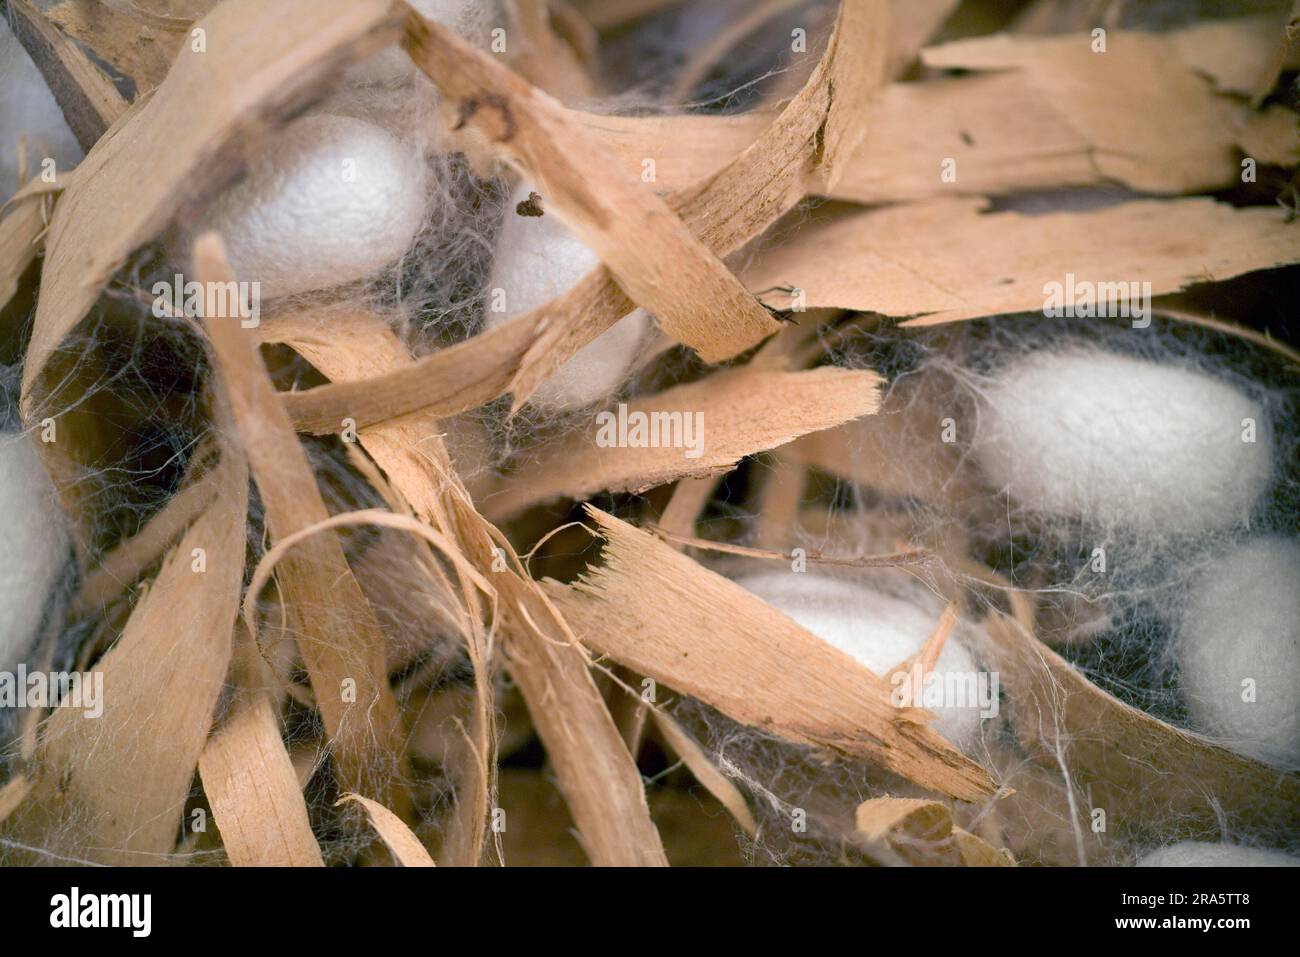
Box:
(0, 0), (1297, 867)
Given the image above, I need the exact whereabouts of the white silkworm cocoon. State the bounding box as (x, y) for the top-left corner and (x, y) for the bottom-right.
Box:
(1137, 841), (1300, 867)
(973, 350), (1272, 535)
(484, 183), (650, 413)
(184, 114), (428, 299)
(348, 0), (495, 87)
(0, 430), (70, 671)
(733, 570), (988, 751)
(1176, 536), (1300, 768)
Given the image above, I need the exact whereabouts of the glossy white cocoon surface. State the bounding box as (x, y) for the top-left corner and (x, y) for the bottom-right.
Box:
(485, 183), (650, 413)
(188, 114), (428, 299)
(734, 570), (985, 750)
(1137, 841), (1300, 867)
(1177, 536), (1300, 768)
(973, 350), (1271, 535)
(0, 431), (69, 671)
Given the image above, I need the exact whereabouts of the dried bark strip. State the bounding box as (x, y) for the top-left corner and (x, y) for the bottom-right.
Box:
(21, 0), (403, 402)
(338, 793), (435, 867)
(195, 236), (408, 816)
(1, 0), (129, 152)
(653, 710), (757, 836)
(979, 616), (1300, 837)
(743, 198), (1300, 326)
(919, 28), (1246, 192)
(199, 638), (324, 867)
(282, 0), (886, 433)
(855, 797), (1014, 866)
(266, 309), (667, 867)
(483, 366), (882, 520)
(405, 7), (777, 362)
(47, 0), (184, 93)
(585, 18), (1283, 202)
(547, 508), (995, 802)
(0, 190), (53, 319)
(5, 446), (246, 864)
(266, 307), (497, 866)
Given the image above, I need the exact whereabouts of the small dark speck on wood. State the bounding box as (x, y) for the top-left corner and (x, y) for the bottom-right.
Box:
(516, 192), (544, 217)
